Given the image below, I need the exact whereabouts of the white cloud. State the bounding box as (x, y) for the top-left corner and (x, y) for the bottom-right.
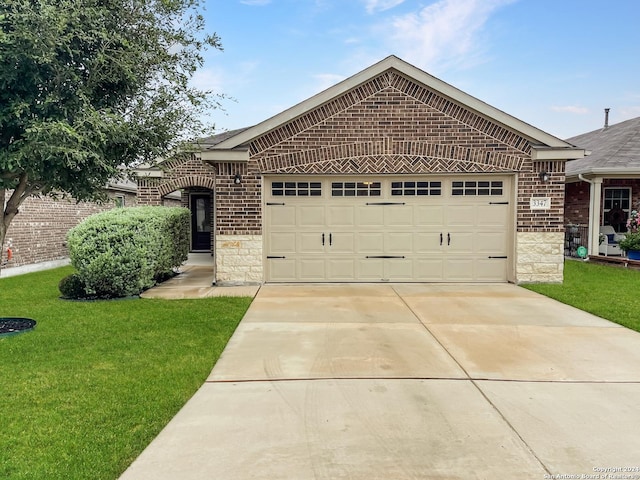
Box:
(239, 0), (271, 6)
(619, 106), (640, 118)
(191, 68), (225, 94)
(385, 0), (514, 72)
(312, 73), (347, 93)
(551, 105), (589, 115)
(363, 0), (405, 14)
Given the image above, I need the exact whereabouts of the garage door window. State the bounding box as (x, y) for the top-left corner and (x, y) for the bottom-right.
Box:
(391, 181), (442, 196)
(332, 181), (381, 197)
(272, 181), (322, 197)
(452, 180), (503, 196)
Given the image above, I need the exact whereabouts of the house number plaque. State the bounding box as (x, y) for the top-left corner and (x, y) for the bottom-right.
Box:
(530, 197), (551, 210)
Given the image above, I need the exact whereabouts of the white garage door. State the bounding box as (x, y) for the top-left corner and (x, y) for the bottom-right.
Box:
(264, 176), (513, 283)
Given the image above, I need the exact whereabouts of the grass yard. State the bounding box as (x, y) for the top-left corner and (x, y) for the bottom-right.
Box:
(0, 267), (252, 480)
(524, 259), (640, 332)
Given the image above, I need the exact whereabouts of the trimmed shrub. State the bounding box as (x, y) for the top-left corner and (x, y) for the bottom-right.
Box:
(66, 206), (190, 298)
(58, 273), (88, 299)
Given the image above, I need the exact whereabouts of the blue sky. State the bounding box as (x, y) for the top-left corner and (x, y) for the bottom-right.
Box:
(197, 0), (640, 140)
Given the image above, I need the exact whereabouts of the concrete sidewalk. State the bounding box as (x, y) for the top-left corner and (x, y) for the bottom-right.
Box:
(120, 284), (640, 479)
(140, 262), (260, 299)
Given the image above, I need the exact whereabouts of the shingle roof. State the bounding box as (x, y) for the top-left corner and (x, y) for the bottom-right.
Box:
(200, 127), (253, 148)
(565, 116), (640, 178)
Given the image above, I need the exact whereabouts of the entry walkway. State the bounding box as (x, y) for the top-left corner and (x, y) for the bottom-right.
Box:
(141, 253), (260, 299)
(120, 284), (640, 479)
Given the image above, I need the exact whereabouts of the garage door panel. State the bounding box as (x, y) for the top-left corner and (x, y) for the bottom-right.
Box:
(414, 258), (445, 281)
(414, 232), (443, 254)
(269, 232), (297, 255)
(385, 232), (413, 253)
(446, 205), (476, 227)
(477, 204), (509, 227)
(269, 206), (296, 228)
(298, 206), (325, 227)
(327, 258), (356, 280)
(331, 233), (355, 254)
(475, 259), (507, 282)
(357, 259), (384, 280)
(447, 232), (474, 254)
(444, 258), (475, 281)
(415, 206), (445, 226)
(268, 259), (297, 282)
(299, 258), (326, 280)
(298, 232), (325, 254)
(385, 206), (413, 226)
(357, 233), (384, 253)
(385, 258), (413, 280)
(476, 232), (507, 255)
(357, 206), (384, 227)
(327, 206), (354, 227)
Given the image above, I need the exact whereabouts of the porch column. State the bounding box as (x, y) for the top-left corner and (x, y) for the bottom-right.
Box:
(588, 177), (603, 255)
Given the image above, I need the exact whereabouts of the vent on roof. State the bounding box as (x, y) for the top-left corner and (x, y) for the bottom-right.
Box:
(604, 108), (610, 129)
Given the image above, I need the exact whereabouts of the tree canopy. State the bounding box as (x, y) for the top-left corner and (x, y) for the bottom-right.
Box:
(0, 0), (221, 252)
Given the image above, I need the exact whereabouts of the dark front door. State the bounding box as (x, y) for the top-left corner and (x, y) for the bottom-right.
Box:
(191, 194), (212, 251)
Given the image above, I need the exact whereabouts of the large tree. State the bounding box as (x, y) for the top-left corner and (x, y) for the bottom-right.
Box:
(0, 0), (221, 263)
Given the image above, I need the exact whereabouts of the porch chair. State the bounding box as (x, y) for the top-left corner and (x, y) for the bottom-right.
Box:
(599, 225), (625, 256)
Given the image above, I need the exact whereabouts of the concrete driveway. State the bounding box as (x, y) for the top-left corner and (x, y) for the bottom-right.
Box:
(119, 284), (640, 479)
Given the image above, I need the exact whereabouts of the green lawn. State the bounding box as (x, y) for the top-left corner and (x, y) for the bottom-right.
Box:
(0, 267), (252, 480)
(523, 259), (640, 332)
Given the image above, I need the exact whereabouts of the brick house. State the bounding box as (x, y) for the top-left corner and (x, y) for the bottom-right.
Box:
(564, 115), (640, 256)
(1, 180), (179, 276)
(136, 56), (584, 284)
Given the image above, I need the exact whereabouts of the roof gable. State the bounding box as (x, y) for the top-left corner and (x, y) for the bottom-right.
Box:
(209, 56), (575, 155)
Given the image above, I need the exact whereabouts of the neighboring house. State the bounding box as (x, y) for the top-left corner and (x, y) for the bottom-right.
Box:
(1, 179), (180, 276)
(135, 55), (584, 285)
(564, 115), (640, 256)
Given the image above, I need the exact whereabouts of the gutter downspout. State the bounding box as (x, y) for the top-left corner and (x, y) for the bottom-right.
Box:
(579, 174), (602, 256)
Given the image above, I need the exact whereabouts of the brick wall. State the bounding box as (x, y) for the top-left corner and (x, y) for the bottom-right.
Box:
(1, 189), (181, 269)
(1, 190), (137, 268)
(564, 181), (591, 225)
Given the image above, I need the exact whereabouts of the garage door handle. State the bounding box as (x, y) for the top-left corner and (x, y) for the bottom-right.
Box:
(489, 201), (509, 205)
(365, 202), (406, 206)
(488, 256), (508, 259)
(267, 256), (286, 259)
(447, 233), (451, 246)
(322, 233), (325, 246)
(329, 233), (332, 246)
(266, 202), (286, 206)
(366, 255), (405, 259)
(440, 233), (443, 246)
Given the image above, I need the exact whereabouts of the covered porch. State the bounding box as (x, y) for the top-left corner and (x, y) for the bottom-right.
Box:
(564, 116), (640, 260)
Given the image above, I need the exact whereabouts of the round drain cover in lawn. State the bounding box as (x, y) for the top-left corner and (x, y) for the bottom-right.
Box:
(0, 318), (36, 337)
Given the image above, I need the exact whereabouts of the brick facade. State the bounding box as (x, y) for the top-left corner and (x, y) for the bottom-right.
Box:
(2, 190), (136, 269)
(141, 64), (572, 284)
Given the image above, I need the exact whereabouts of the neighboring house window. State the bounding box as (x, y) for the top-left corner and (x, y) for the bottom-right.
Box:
(603, 187), (631, 232)
(114, 195), (125, 208)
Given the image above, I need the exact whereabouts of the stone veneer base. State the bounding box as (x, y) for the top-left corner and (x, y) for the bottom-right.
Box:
(215, 235), (263, 285)
(516, 232), (564, 283)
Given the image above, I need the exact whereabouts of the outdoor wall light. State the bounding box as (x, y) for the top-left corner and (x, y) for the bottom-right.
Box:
(539, 171), (550, 183)
(234, 174), (242, 185)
